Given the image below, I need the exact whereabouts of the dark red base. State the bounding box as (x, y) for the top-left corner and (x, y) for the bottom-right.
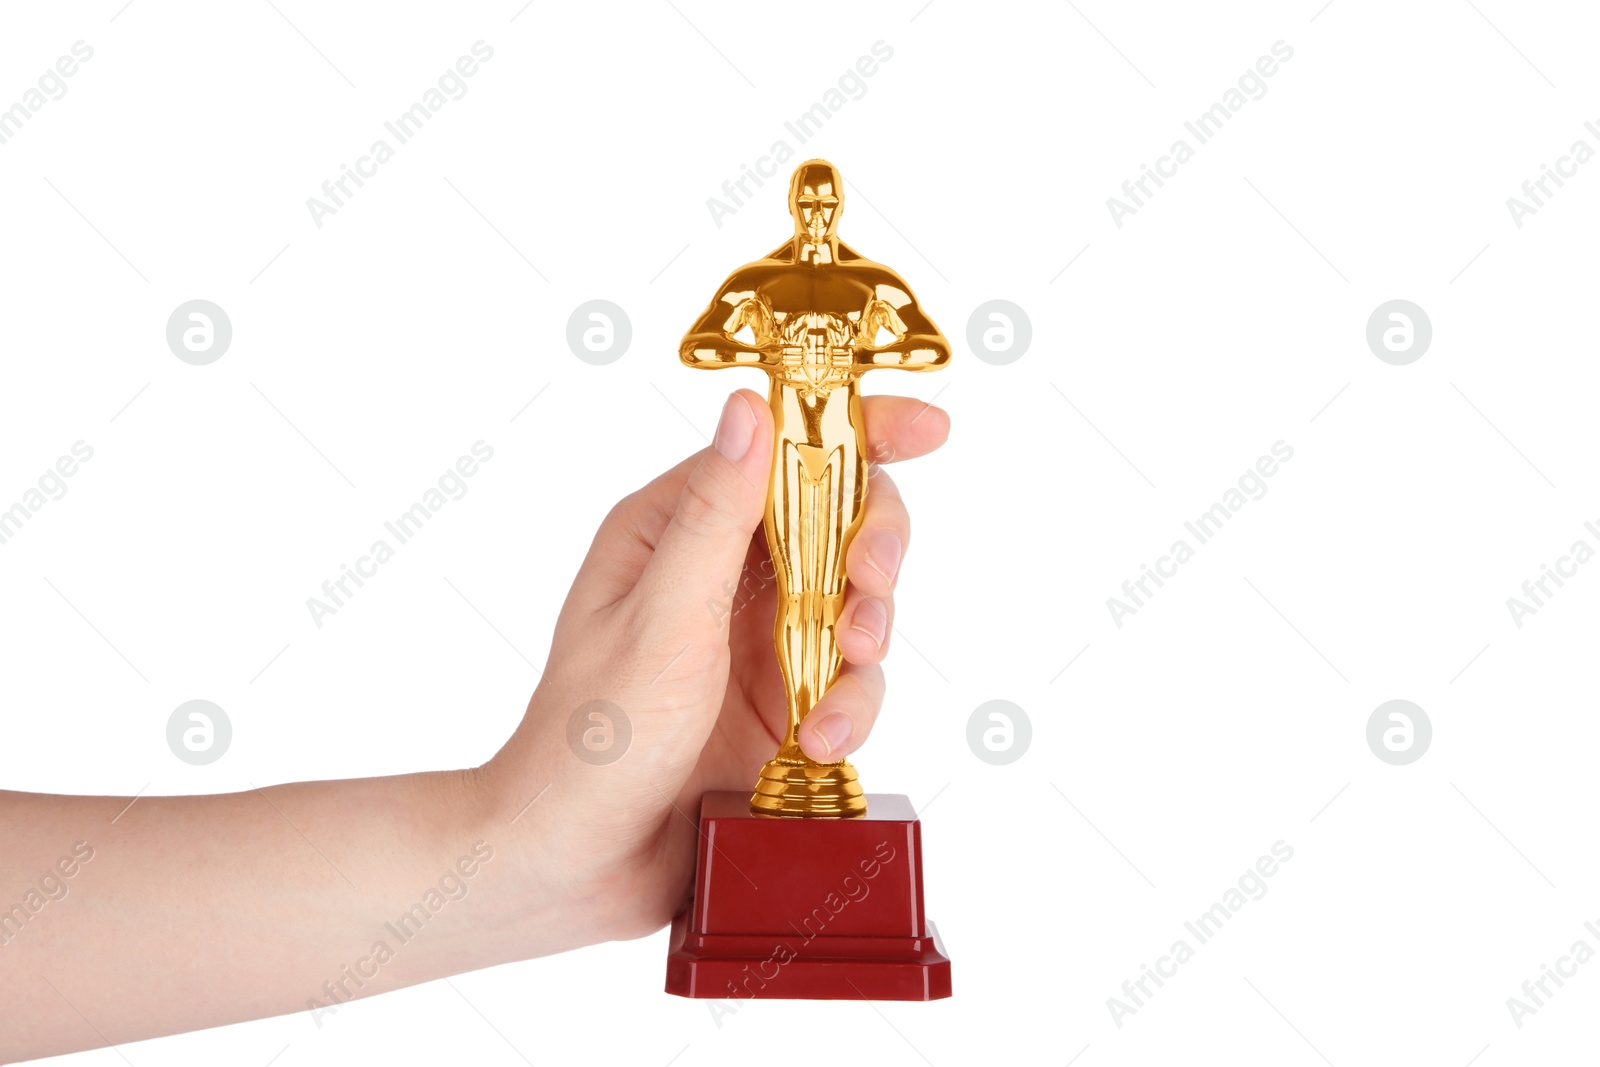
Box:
(664, 792), (951, 1001)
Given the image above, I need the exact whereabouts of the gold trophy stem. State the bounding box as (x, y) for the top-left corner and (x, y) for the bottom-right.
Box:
(750, 395), (868, 818)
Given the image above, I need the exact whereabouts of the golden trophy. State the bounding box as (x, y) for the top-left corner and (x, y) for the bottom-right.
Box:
(666, 160), (952, 1000)
(679, 158), (950, 818)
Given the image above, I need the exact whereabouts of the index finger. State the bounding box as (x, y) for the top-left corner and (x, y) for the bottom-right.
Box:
(862, 394), (950, 467)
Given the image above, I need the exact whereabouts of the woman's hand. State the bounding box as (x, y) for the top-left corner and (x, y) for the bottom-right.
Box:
(479, 388), (950, 945)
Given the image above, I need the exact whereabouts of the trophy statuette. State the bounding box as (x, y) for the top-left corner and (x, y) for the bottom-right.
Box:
(665, 160), (952, 1001)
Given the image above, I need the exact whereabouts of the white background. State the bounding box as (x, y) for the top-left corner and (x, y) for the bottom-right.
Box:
(2, 1), (1598, 1064)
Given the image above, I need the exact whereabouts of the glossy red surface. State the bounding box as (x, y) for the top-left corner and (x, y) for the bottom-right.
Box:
(664, 792), (951, 1000)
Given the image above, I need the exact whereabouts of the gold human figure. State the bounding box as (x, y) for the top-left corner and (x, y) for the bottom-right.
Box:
(680, 160), (950, 817)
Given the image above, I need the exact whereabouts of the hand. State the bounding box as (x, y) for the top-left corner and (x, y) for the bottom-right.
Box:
(477, 388), (950, 944)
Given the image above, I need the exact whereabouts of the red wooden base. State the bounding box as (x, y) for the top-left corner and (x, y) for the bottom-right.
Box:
(664, 791), (951, 1001)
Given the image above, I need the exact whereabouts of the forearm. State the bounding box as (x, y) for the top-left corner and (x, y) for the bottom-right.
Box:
(680, 334), (771, 366)
(856, 336), (950, 369)
(0, 768), (582, 1061)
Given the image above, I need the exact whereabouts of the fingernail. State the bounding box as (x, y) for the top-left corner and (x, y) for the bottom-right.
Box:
(713, 393), (756, 462)
(812, 712), (854, 760)
(850, 597), (887, 648)
(864, 530), (902, 587)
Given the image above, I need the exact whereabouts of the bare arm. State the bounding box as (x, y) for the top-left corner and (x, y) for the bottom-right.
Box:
(0, 768), (599, 1061)
(853, 280), (951, 372)
(679, 283), (780, 368)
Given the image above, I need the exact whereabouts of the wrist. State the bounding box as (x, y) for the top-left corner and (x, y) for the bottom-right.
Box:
(466, 742), (638, 957)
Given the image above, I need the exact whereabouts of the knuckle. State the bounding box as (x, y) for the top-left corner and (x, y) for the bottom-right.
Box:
(672, 466), (736, 539)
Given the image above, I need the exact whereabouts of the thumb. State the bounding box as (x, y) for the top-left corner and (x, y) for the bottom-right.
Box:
(634, 388), (773, 626)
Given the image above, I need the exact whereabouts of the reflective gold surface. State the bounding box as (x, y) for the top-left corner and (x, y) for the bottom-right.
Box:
(680, 160), (950, 817)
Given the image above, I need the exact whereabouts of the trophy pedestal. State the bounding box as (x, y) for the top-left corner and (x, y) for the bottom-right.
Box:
(664, 791), (951, 1001)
